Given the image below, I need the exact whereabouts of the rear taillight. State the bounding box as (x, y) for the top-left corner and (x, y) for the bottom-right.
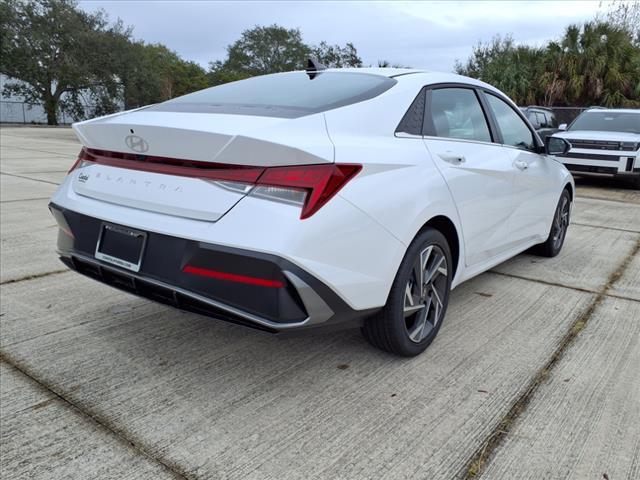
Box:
(69, 148), (361, 219)
(254, 164), (362, 219)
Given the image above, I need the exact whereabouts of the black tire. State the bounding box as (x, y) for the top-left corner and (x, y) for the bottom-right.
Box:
(531, 188), (571, 257)
(362, 228), (452, 357)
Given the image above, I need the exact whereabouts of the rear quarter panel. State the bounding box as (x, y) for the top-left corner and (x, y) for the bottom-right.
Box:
(324, 83), (465, 286)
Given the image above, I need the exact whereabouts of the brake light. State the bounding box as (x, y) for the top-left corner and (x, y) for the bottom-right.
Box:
(256, 164), (362, 219)
(69, 148), (361, 219)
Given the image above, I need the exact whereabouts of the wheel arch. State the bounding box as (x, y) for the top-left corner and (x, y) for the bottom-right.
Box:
(564, 182), (573, 201)
(418, 215), (461, 279)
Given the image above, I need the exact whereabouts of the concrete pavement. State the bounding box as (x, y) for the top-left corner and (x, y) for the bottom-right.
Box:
(1, 126), (638, 479)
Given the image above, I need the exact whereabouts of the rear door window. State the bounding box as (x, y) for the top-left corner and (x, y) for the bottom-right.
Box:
(486, 94), (535, 150)
(426, 88), (492, 142)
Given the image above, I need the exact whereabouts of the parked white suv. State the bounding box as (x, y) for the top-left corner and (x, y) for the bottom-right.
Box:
(552, 108), (640, 187)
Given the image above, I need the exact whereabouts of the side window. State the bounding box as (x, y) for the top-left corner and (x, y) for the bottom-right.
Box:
(535, 112), (547, 128)
(547, 112), (558, 128)
(428, 88), (492, 142)
(486, 94), (535, 150)
(528, 112), (540, 128)
(395, 88), (426, 136)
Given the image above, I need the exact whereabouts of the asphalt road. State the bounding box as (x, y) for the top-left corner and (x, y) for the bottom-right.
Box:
(1, 126), (638, 480)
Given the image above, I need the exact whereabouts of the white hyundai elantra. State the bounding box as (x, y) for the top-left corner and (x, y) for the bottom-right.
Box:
(49, 66), (574, 356)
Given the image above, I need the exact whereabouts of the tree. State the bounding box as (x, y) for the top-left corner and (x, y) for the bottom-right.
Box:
(311, 41), (362, 67)
(376, 60), (410, 68)
(455, 20), (640, 107)
(0, 0), (129, 124)
(601, 0), (640, 44)
(223, 24), (309, 76)
(208, 24), (364, 85)
(117, 42), (209, 109)
(541, 21), (640, 107)
(455, 35), (545, 105)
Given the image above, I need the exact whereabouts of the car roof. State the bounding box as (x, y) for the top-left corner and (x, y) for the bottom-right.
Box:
(321, 67), (426, 77)
(521, 106), (554, 112)
(583, 108), (640, 113)
(295, 68), (502, 92)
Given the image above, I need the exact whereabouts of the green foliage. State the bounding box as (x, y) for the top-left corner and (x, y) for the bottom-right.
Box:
(456, 19), (640, 108)
(311, 41), (362, 68)
(223, 24), (309, 76)
(117, 42), (209, 109)
(1, 0), (211, 121)
(376, 60), (409, 68)
(0, 0), (129, 124)
(208, 25), (363, 85)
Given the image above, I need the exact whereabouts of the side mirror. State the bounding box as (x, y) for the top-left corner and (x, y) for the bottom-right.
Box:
(545, 136), (571, 155)
(558, 123), (567, 131)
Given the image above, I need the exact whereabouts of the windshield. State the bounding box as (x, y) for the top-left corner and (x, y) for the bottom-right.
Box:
(569, 111), (640, 134)
(149, 72), (397, 118)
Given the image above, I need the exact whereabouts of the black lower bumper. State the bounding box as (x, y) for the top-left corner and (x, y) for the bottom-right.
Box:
(49, 203), (376, 334)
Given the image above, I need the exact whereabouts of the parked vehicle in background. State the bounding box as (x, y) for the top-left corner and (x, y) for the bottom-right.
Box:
(49, 68), (575, 357)
(520, 106), (560, 141)
(551, 108), (640, 187)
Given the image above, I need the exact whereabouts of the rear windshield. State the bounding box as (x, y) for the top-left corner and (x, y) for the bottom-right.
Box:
(149, 72), (397, 118)
(569, 111), (640, 134)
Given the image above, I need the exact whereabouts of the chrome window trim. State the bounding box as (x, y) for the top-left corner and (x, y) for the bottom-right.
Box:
(394, 132), (423, 139)
(422, 135), (502, 148)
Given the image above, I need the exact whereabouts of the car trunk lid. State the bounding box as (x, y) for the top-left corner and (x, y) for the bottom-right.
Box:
(70, 110), (334, 222)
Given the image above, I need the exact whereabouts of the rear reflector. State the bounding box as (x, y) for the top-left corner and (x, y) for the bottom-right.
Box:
(182, 265), (284, 288)
(70, 148), (361, 219)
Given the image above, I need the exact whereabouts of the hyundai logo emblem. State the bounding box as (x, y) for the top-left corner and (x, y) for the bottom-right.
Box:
(125, 134), (149, 153)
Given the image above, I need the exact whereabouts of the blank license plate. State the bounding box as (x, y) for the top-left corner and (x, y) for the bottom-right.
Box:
(95, 223), (147, 272)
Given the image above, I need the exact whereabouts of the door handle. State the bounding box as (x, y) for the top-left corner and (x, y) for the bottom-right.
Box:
(514, 160), (529, 170)
(439, 153), (466, 165)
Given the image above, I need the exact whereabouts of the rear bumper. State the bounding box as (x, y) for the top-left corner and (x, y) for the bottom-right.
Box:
(50, 203), (378, 334)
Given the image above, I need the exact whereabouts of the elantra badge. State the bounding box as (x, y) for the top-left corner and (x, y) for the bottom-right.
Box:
(125, 134), (149, 153)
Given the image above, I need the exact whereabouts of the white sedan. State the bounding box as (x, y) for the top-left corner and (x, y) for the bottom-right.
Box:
(49, 66), (574, 356)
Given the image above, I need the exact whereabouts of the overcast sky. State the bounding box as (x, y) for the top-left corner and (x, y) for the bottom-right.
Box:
(78, 1), (611, 72)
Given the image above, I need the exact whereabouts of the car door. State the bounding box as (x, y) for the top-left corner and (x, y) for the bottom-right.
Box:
(483, 93), (559, 245)
(422, 86), (516, 267)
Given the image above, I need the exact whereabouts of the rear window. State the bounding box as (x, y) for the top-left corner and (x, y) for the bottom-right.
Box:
(149, 72), (397, 118)
(569, 111), (640, 134)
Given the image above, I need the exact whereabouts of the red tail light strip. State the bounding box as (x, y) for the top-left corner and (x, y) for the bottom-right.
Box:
(256, 163), (362, 219)
(78, 148), (264, 183)
(182, 265), (284, 288)
(72, 148), (361, 219)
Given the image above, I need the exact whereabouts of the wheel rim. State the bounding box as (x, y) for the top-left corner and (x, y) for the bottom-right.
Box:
(552, 196), (570, 250)
(403, 245), (448, 343)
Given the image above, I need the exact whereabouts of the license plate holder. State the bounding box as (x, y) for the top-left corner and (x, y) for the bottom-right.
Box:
(95, 223), (147, 272)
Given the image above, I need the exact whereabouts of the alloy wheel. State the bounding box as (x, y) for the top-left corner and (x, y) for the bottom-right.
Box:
(552, 196), (570, 250)
(403, 245), (448, 343)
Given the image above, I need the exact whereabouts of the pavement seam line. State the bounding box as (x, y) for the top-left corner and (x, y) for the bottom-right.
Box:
(571, 221), (639, 234)
(0, 171), (60, 186)
(0, 196), (52, 204)
(460, 236), (640, 479)
(0, 353), (193, 480)
(576, 194), (640, 206)
(487, 270), (640, 304)
(0, 269), (69, 285)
